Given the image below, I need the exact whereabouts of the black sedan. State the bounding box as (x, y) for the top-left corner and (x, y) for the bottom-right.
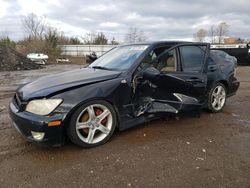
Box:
(9, 41), (240, 148)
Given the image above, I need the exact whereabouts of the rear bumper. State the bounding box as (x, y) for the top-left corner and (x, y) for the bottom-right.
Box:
(9, 102), (66, 147)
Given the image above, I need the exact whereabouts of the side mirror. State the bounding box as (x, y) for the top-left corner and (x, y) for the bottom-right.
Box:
(143, 66), (160, 80)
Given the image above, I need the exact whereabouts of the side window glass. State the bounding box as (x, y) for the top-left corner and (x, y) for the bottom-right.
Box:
(156, 49), (177, 72)
(208, 57), (216, 65)
(138, 51), (157, 71)
(179, 45), (206, 72)
(138, 46), (171, 71)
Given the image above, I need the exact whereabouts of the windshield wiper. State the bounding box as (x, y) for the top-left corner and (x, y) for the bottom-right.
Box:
(91, 66), (111, 70)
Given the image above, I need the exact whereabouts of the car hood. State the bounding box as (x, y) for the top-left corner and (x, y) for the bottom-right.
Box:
(18, 67), (121, 100)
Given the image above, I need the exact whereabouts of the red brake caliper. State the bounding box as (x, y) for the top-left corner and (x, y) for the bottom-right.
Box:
(95, 109), (107, 124)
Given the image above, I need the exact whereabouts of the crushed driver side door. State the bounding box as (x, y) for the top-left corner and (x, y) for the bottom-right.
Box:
(133, 43), (209, 116)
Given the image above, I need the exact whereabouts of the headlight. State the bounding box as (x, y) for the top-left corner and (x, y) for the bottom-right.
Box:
(26, 99), (63, 115)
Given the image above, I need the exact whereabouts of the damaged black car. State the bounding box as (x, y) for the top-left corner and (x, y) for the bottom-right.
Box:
(9, 41), (240, 147)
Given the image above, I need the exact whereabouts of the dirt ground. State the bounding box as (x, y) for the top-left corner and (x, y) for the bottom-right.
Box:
(0, 64), (249, 188)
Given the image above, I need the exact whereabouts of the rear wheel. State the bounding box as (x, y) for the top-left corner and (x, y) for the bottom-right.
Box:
(67, 100), (117, 148)
(208, 83), (227, 112)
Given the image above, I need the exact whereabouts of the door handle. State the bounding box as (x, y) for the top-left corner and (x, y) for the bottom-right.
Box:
(186, 78), (204, 83)
(208, 66), (217, 72)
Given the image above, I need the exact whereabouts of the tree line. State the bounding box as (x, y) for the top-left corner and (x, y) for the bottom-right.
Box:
(2, 13), (248, 59)
(193, 22), (230, 43)
(193, 22), (249, 44)
(0, 13), (149, 59)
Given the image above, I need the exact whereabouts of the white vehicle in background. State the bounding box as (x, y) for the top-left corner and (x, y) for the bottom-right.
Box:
(56, 57), (71, 63)
(27, 53), (48, 65)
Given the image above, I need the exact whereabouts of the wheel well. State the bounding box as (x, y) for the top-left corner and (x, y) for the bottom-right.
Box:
(62, 98), (120, 131)
(217, 80), (228, 93)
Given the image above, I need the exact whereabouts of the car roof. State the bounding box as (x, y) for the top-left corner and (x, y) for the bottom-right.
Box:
(211, 49), (230, 55)
(120, 41), (209, 47)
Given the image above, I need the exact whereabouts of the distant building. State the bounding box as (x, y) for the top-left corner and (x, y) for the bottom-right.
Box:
(224, 37), (237, 44)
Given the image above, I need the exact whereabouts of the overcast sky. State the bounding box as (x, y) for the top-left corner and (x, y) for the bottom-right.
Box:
(0, 0), (249, 42)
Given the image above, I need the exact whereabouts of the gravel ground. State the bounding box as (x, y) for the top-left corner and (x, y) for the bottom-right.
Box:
(0, 64), (249, 188)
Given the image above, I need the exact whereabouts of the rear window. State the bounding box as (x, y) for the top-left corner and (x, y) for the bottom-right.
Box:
(210, 51), (224, 62)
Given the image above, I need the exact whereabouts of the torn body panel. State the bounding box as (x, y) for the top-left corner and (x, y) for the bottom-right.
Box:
(135, 93), (200, 117)
(133, 70), (205, 117)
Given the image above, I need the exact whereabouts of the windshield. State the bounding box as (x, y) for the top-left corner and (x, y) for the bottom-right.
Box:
(89, 45), (149, 71)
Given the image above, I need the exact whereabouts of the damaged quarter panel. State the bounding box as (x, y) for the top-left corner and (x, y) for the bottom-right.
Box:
(138, 72), (206, 115)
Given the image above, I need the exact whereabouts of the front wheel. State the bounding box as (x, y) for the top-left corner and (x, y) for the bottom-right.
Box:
(67, 100), (117, 148)
(207, 83), (227, 112)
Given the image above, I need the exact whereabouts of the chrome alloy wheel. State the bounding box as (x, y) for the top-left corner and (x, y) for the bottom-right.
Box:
(211, 85), (226, 111)
(75, 104), (112, 144)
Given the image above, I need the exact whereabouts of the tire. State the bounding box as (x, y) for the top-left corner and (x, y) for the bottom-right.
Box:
(207, 82), (227, 113)
(67, 100), (117, 148)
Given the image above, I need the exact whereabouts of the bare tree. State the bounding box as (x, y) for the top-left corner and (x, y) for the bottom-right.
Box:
(235, 38), (244, 44)
(193, 28), (207, 42)
(22, 13), (46, 39)
(82, 32), (110, 45)
(137, 30), (147, 42)
(70, 37), (82, 45)
(93, 32), (108, 45)
(44, 27), (59, 49)
(125, 28), (136, 43)
(82, 32), (97, 44)
(125, 28), (147, 43)
(110, 37), (119, 45)
(243, 38), (250, 44)
(43, 27), (61, 58)
(208, 25), (216, 44)
(216, 22), (230, 44)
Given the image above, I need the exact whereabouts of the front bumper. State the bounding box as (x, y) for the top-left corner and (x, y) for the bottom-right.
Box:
(9, 102), (66, 147)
